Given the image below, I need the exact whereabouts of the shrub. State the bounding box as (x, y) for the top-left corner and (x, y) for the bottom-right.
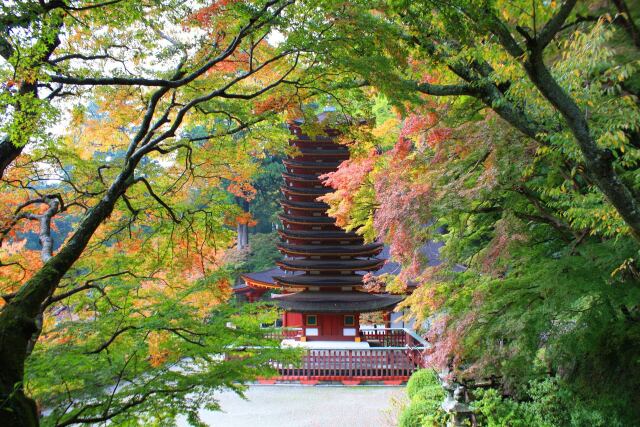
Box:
(399, 370), (447, 427)
(406, 369), (445, 401)
(472, 378), (623, 427)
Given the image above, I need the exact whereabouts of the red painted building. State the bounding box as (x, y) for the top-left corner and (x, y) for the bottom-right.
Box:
(241, 120), (403, 342)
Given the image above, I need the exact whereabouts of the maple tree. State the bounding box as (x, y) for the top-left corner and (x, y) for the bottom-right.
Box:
(305, 0), (640, 424)
(0, 0), (348, 425)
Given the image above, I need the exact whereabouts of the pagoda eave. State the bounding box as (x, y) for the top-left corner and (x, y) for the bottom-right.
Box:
(278, 214), (335, 225)
(282, 172), (324, 183)
(289, 142), (342, 151)
(273, 275), (364, 287)
(272, 291), (403, 313)
(280, 186), (332, 197)
(279, 238), (364, 245)
(296, 148), (349, 156)
(276, 242), (384, 257)
(240, 273), (280, 289)
(280, 199), (328, 211)
(278, 229), (360, 239)
(283, 159), (340, 169)
(276, 259), (385, 272)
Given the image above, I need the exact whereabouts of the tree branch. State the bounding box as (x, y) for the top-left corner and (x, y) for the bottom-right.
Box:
(84, 325), (139, 355)
(131, 177), (180, 223)
(536, 0), (577, 49)
(415, 81), (478, 96)
(48, 0), (292, 88)
(44, 271), (138, 307)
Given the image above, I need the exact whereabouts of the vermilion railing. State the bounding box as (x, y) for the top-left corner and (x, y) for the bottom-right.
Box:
(273, 348), (418, 381)
(261, 328), (430, 382)
(359, 328), (407, 347)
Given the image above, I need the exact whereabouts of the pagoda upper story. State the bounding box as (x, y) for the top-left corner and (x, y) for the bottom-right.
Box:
(270, 122), (402, 316)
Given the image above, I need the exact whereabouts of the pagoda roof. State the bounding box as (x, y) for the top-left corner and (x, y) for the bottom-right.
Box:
(283, 159), (341, 169)
(277, 258), (385, 272)
(240, 242), (464, 291)
(280, 199), (328, 211)
(276, 242), (384, 256)
(273, 274), (363, 287)
(240, 267), (287, 289)
(278, 213), (335, 225)
(297, 148), (348, 156)
(280, 186), (333, 196)
(272, 291), (404, 313)
(278, 229), (362, 241)
(282, 172), (324, 182)
(289, 140), (342, 149)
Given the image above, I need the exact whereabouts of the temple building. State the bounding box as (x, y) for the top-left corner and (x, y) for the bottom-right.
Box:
(239, 120), (404, 342)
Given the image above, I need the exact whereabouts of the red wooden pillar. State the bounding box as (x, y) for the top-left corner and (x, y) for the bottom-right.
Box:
(383, 311), (391, 328)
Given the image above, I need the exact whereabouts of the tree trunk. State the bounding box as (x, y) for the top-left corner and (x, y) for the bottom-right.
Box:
(0, 172), (129, 425)
(236, 198), (250, 250)
(524, 51), (640, 241)
(0, 14), (62, 178)
(612, 0), (640, 49)
(0, 305), (41, 427)
(0, 82), (38, 179)
(0, 138), (24, 180)
(237, 222), (249, 249)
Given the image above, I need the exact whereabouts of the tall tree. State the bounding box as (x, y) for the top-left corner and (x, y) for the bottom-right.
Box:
(0, 1), (329, 425)
(308, 1), (640, 422)
(304, 0), (640, 240)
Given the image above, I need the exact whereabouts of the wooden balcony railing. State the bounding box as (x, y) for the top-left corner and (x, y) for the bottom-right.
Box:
(360, 328), (407, 347)
(258, 328), (430, 383)
(272, 348), (419, 382)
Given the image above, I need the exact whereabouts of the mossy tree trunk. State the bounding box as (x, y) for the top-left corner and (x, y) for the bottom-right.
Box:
(0, 172), (130, 425)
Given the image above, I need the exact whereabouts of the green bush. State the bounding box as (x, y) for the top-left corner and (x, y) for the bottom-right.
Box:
(472, 388), (534, 427)
(399, 398), (445, 427)
(406, 369), (445, 401)
(400, 370), (447, 427)
(472, 378), (624, 427)
(399, 371), (625, 426)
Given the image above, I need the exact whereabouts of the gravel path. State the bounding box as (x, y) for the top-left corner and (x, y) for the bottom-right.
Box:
(177, 385), (407, 427)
